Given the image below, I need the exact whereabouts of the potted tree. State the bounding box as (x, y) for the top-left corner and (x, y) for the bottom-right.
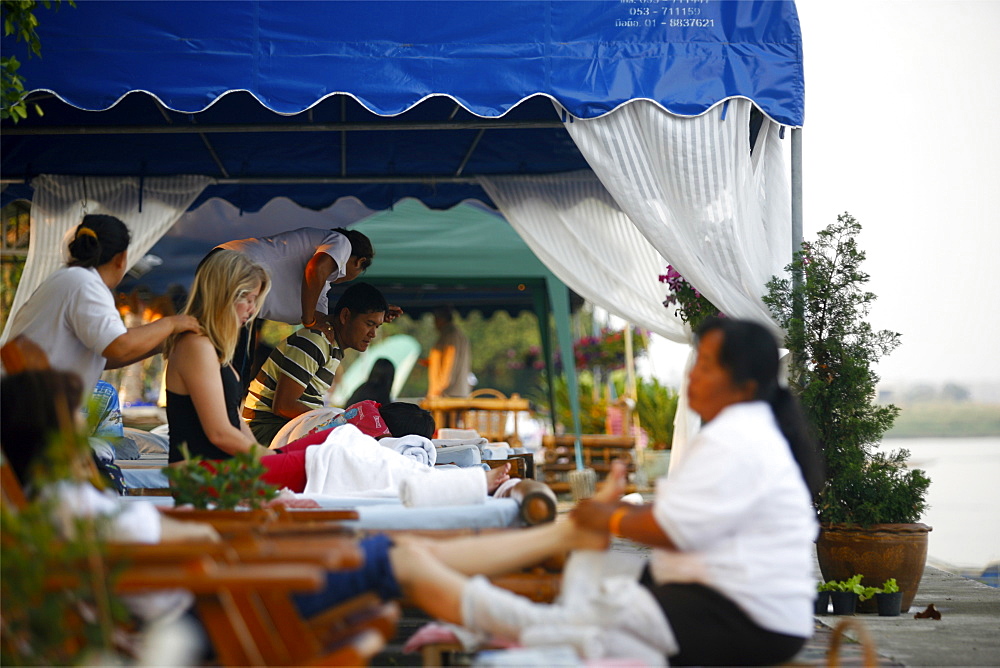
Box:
(764, 213), (931, 614)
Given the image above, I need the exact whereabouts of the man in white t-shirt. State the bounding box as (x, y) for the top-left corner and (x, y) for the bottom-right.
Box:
(217, 227), (373, 328)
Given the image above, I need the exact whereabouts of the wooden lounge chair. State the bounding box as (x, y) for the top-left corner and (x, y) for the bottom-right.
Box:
(3, 460), (397, 666)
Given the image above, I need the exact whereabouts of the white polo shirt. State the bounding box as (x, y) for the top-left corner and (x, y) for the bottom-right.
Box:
(651, 401), (819, 638)
(220, 228), (352, 323)
(6, 266), (127, 391)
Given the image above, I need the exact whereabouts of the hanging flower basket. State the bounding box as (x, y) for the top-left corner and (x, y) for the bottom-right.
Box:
(572, 328), (646, 372)
(659, 265), (724, 331)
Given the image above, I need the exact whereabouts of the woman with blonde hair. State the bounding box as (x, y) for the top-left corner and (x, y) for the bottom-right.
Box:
(164, 249), (274, 463)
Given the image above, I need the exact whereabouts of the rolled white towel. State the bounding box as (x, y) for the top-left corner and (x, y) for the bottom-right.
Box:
(380, 435), (437, 467)
(399, 467), (486, 507)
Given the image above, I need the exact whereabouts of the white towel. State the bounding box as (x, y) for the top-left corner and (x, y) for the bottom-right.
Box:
(437, 428), (482, 440)
(303, 424), (431, 497)
(380, 435), (437, 466)
(433, 436), (489, 448)
(491, 477), (522, 499)
(398, 466), (486, 507)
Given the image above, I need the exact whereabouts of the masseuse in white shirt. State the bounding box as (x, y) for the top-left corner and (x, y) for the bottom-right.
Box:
(5, 214), (200, 393)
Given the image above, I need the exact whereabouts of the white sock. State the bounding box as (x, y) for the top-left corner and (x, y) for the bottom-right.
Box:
(461, 575), (591, 640)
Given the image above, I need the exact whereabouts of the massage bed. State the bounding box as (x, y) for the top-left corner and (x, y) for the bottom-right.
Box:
(121, 478), (556, 530)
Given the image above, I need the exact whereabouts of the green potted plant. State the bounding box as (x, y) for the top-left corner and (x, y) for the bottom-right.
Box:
(163, 445), (279, 510)
(875, 578), (903, 617)
(764, 213), (931, 614)
(829, 574), (865, 615)
(815, 579), (838, 615)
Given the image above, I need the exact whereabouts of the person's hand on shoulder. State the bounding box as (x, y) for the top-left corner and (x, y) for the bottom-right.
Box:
(386, 304), (404, 322)
(302, 309), (326, 330)
(166, 314), (201, 335)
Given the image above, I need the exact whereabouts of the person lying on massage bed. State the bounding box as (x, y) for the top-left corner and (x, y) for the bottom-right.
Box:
(161, 250), (509, 496)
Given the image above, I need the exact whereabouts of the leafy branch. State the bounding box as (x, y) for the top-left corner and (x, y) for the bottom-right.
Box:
(1, 0), (74, 122)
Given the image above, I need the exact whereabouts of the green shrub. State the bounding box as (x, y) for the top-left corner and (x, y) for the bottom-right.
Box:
(764, 213), (930, 526)
(534, 372), (678, 447)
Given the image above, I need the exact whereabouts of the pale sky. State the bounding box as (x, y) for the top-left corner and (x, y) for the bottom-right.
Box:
(645, 0), (1000, 389)
(795, 0), (1000, 385)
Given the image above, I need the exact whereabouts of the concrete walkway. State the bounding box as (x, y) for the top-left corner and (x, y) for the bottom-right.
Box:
(814, 563), (1000, 667)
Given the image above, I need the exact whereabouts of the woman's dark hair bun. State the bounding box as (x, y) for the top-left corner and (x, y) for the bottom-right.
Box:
(67, 214), (130, 268)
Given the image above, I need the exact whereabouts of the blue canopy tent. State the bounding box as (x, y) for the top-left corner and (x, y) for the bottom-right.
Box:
(1, 0), (806, 465)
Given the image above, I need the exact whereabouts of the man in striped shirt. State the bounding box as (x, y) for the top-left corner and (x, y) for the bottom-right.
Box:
(243, 282), (388, 446)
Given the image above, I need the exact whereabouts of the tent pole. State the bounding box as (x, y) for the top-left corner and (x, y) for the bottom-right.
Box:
(547, 280), (584, 471)
(790, 127), (804, 387)
(532, 286), (559, 435)
(791, 128), (803, 269)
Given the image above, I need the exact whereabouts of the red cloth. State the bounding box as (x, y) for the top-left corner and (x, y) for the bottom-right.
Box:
(206, 401), (391, 493)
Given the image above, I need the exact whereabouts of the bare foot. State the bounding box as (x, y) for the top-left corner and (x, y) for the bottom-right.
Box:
(485, 463), (511, 493)
(592, 460), (628, 503)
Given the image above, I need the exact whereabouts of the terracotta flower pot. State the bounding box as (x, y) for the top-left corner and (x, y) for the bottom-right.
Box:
(816, 523), (931, 613)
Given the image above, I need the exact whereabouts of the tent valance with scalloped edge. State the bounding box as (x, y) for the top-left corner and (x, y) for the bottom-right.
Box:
(1, 0), (803, 212)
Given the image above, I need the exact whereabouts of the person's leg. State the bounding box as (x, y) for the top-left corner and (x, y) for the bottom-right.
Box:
(389, 540), (608, 640)
(388, 520), (610, 622)
(641, 578), (806, 666)
(293, 535), (402, 617)
(416, 517), (606, 578)
(248, 414), (288, 446)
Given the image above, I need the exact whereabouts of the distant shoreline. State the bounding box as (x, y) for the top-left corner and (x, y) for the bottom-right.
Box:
(885, 402), (1000, 438)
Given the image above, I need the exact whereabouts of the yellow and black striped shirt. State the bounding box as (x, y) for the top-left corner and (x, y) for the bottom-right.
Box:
(244, 329), (343, 416)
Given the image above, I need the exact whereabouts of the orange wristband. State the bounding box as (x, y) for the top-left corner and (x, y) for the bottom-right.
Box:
(608, 506), (629, 536)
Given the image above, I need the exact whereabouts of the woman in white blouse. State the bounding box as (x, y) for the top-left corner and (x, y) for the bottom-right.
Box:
(5, 214), (199, 392)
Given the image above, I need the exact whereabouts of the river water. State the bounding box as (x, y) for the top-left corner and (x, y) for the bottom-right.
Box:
(889, 437), (1000, 576)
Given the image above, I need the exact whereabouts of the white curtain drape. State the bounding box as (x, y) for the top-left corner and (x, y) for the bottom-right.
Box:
(479, 172), (688, 343)
(560, 98), (791, 332)
(486, 100), (791, 465)
(1, 174), (212, 343)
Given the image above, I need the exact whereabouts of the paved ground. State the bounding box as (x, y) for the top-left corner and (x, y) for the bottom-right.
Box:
(813, 562), (1000, 667)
